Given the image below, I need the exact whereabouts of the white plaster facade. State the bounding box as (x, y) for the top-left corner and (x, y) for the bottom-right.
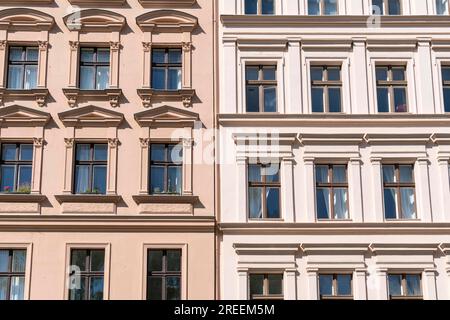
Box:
(218, 0), (450, 300)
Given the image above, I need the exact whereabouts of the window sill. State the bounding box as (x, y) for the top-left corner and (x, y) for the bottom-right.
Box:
(55, 194), (122, 204)
(248, 218), (284, 222)
(0, 193), (47, 203)
(68, 0), (126, 6)
(384, 218), (421, 222)
(317, 219), (353, 222)
(137, 88), (195, 108)
(138, 0), (196, 7)
(320, 295), (354, 300)
(62, 88), (122, 108)
(132, 194), (199, 205)
(0, 88), (49, 107)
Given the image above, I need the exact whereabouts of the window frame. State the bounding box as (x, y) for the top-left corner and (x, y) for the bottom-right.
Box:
(310, 65), (343, 113)
(372, 0), (402, 15)
(149, 143), (183, 195)
(0, 249), (27, 301)
(7, 46), (39, 90)
(376, 65), (408, 113)
(146, 249), (182, 300)
(245, 65), (278, 113)
(244, 0), (275, 15)
(318, 273), (354, 300)
(78, 47), (110, 91)
(68, 248), (105, 301)
(249, 273), (284, 300)
(315, 164), (349, 220)
(73, 143), (108, 195)
(308, 0), (339, 16)
(441, 65), (450, 113)
(247, 163), (281, 220)
(388, 273), (423, 300)
(382, 164), (417, 220)
(0, 143), (33, 194)
(151, 48), (182, 91)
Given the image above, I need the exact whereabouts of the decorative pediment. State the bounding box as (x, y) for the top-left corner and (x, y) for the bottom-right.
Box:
(136, 10), (197, 32)
(63, 9), (126, 32)
(0, 8), (54, 31)
(58, 105), (123, 127)
(0, 105), (50, 126)
(134, 105), (199, 127)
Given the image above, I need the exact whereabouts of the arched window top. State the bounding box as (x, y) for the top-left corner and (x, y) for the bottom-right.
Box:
(63, 9), (126, 32)
(0, 8), (54, 31)
(136, 10), (198, 32)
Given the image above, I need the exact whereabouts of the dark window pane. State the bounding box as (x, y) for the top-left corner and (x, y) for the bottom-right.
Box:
(266, 188), (280, 219)
(0, 277), (7, 300)
(319, 275), (333, 296)
(90, 250), (105, 272)
(167, 166), (182, 194)
(89, 277), (104, 300)
(9, 277), (24, 300)
(261, 0), (274, 14)
(312, 87), (324, 112)
(17, 165), (32, 192)
(96, 49), (110, 63)
(167, 250), (181, 272)
(0, 251), (9, 272)
(168, 145), (183, 164)
(19, 145), (33, 161)
(377, 88), (389, 112)
(337, 275), (352, 296)
(26, 48), (38, 61)
(96, 66), (109, 90)
(69, 277), (87, 300)
(383, 165), (396, 183)
(311, 67), (323, 81)
(388, 275), (402, 296)
(400, 188), (416, 219)
(11, 250), (26, 273)
(264, 165), (280, 183)
(9, 47), (24, 61)
(248, 165), (262, 182)
(246, 67), (259, 81)
(8, 65), (24, 89)
(399, 165), (413, 183)
(246, 86), (260, 112)
(333, 165), (347, 183)
(392, 67), (405, 81)
(245, 0), (258, 14)
(388, 0), (401, 14)
(442, 67), (450, 81)
(308, 0), (320, 15)
(443, 88), (450, 112)
(1, 165), (15, 192)
(168, 50), (182, 64)
(93, 145), (108, 161)
(316, 165), (329, 184)
(334, 188), (348, 220)
(79, 66), (95, 90)
(264, 86), (277, 112)
(406, 275), (421, 296)
(147, 277), (162, 300)
(394, 88), (407, 112)
(80, 49), (95, 63)
(152, 67), (166, 90)
(376, 67), (388, 81)
(148, 250), (163, 272)
(263, 67), (276, 80)
(316, 188), (331, 219)
(151, 144), (166, 162)
(372, 0), (383, 14)
(249, 187), (262, 219)
(324, 0), (337, 15)
(436, 0), (447, 14)
(166, 277), (181, 300)
(71, 250), (87, 271)
(249, 274), (264, 295)
(24, 65), (37, 89)
(2, 144), (17, 161)
(152, 49), (166, 64)
(76, 144), (91, 161)
(74, 165), (90, 194)
(384, 188), (398, 219)
(268, 274), (282, 295)
(168, 67), (181, 90)
(92, 166), (107, 194)
(150, 166), (165, 194)
(327, 68), (340, 81)
(328, 88), (341, 112)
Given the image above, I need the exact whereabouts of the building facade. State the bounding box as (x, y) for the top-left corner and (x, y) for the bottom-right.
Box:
(0, 0), (216, 300)
(218, 0), (450, 300)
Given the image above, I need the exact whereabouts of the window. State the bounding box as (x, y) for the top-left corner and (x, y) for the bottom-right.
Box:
(7, 47), (38, 90)
(249, 274), (283, 300)
(246, 65), (277, 113)
(376, 66), (408, 113)
(442, 66), (450, 112)
(151, 48), (182, 91)
(382, 164), (416, 220)
(308, 0), (338, 15)
(436, 0), (449, 14)
(319, 274), (353, 300)
(388, 274), (422, 300)
(311, 66), (342, 113)
(372, 0), (401, 15)
(69, 249), (105, 300)
(0, 144), (33, 194)
(149, 144), (183, 195)
(248, 163), (281, 219)
(147, 249), (181, 300)
(0, 249), (26, 300)
(244, 0), (275, 15)
(315, 165), (348, 220)
(74, 144), (108, 195)
(79, 48), (110, 90)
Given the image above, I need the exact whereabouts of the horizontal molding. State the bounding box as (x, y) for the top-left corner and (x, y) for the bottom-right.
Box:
(0, 194), (46, 203)
(133, 195), (199, 204)
(54, 194), (122, 204)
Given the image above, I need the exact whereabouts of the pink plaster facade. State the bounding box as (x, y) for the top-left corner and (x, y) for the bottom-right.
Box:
(0, 0), (216, 300)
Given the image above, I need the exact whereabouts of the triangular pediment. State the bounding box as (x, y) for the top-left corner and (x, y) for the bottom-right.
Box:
(58, 105), (124, 127)
(136, 10), (197, 31)
(0, 8), (54, 30)
(0, 105), (50, 126)
(135, 105), (199, 127)
(64, 9), (126, 31)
